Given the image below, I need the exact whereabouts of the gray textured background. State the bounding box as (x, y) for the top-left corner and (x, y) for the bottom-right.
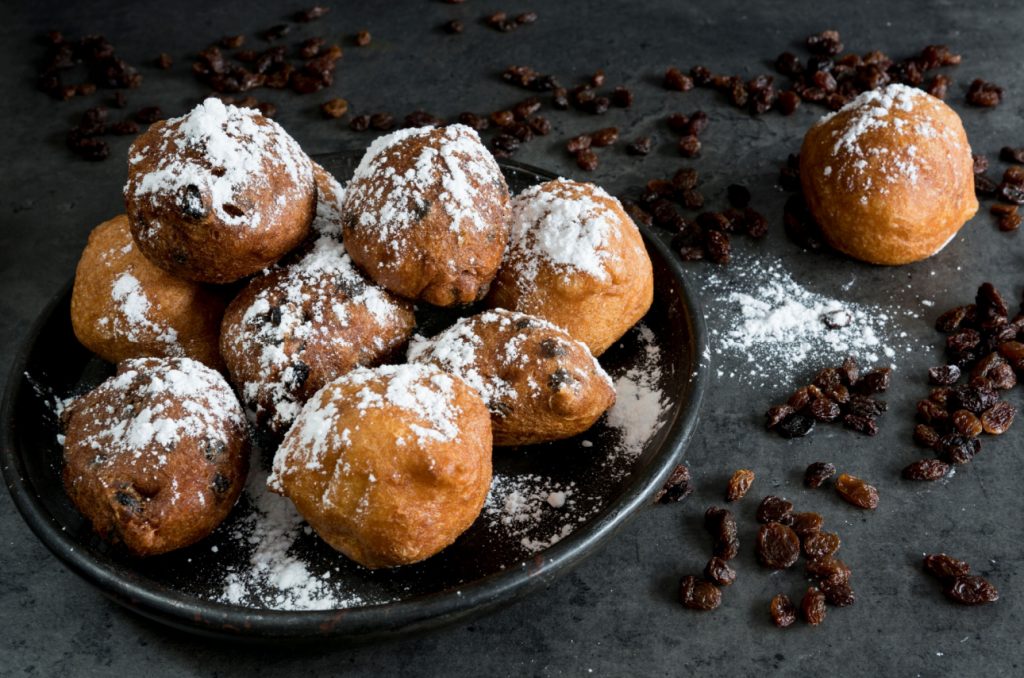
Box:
(2, 0), (1022, 675)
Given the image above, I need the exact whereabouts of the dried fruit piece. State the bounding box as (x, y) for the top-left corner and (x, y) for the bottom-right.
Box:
(936, 433), (980, 465)
(756, 495), (794, 524)
(777, 413), (815, 438)
(770, 594), (797, 628)
(951, 409), (983, 437)
(835, 473), (879, 509)
(945, 575), (999, 605)
(923, 554), (971, 581)
(726, 469), (755, 502)
(822, 582), (856, 607)
(654, 464), (694, 504)
(902, 458), (950, 481)
(913, 424), (940, 449)
(804, 462), (836, 488)
(790, 512), (823, 538)
(803, 531), (841, 560)
(705, 506), (740, 560)
(679, 575), (723, 611)
(756, 522), (801, 570)
(806, 557), (851, 587)
(704, 557), (737, 586)
(981, 401), (1015, 434)
(928, 365), (961, 385)
(801, 587), (827, 625)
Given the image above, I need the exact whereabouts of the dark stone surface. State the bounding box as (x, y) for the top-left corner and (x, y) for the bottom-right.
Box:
(2, 0), (1022, 675)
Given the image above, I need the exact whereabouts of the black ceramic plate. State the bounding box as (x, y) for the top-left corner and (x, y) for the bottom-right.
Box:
(1, 152), (708, 642)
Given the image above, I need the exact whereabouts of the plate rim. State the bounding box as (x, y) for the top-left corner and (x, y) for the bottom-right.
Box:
(0, 156), (709, 641)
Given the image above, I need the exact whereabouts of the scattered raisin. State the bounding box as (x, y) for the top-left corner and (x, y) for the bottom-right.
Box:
(801, 587), (828, 625)
(654, 464), (694, 504)
(704, 557), (736, 587)
(756, 522), (801, 570)
(320, 98), (349, 118)
(679, 575), (723, 611)
(902, 458), (950, 481)
(790, 512), (823, 538)
(770, 594), (797, 628)
(626, 137), (652, 156)
(980, 401), (1015, 434)
(966, 78), (1003, 107)
(936, 432), (980, 465)
(804, 462), (836, 489)
(575, 148), (599, 171)
(834, 473), (879, 509)
(928, 365), (961, 385)
(923, 554), (971, 581)
(945, 575), (999, 605)
(803, 531), (841, 561)
(726, 469), (755, 502)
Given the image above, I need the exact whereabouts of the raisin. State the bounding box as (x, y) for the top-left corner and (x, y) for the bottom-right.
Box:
(354, 30), (372, 47)
(611, 86), (634, 107)
(936, 306), (974, 333)
(575, 149), (599, 171)
(856, 368), (891, 394)
(705, 507), (739, 560)
(806, 557), (851, 587)
(654, 464), (694, 504)
(803, 531), (841, 560)
(566, 134), (592, 153)
(744, 209), (768, 238)
(973, 154), (990, 174)
(980, 401), (1015, 434)
(966, 79), (1003, 107)
(670, 168), (700, 192)
(801, 587), (827, 625)
(926, 74), (950, 99)
(998, 341), (1024, 371)
(949, 383), (997, 414)
(703, 229), (730, 264)
(348, 114), (370, 131)
(951, 409), (983, 437)
(903, 458), (950, 481)
(936, 433), (980, 465)
(591, 127), (619, 147)
(320, 98), (349, 118)
(790, 512), (823, 538)
(678, 135), (701, 157)
(913, 424), (941, 449)
(842, 413), (879, 436)
(808, 397), (841, 423)
(664, 67), (694, 91)
(756, 496), (794, 524)
(804, 462), (836, 489)
(726, 184), (751, 209)
(923, 554), (971, 581)
(726, 469), (755, 502)
(916, 399), (949, 425)
(679, 575), (722, 611)
(295, 5), (329, 21)
(998, 212), (1022, 232)
(444, 19), (465, 34)
(776, 413), (815, 438)
(835, 473), (879, 509)
(770, 594), (797, 628)
(704, 557), (736, 586)
(822, 582), (856, 607)
(369, 112), (395, 131)
(928, 365), (961, 385)
(757, 522), (801, 570)
(945, 575), (999, 605)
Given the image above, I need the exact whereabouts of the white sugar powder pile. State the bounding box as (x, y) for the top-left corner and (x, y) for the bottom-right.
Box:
(482, 474), (599, 554)
(605, 324), (666, 461)
(219, 463), (366, 611)
(700, 251), (921, 385)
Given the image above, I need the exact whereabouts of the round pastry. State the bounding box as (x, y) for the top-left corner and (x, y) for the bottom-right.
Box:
(124, 97), (315, 283)
(220, 235), (416, 434)
(408, 309), (615, 446)
(70, 214), (227, 370)
(487, 179), (654, 356)
(268, 363), (492, 569)
(799, 83), (978, 265)
(61, 356), (249, 556)
(341, 124), (510, 307)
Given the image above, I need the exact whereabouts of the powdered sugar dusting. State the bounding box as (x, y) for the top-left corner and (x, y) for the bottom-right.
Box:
(507, 179), (626, 286)
(701, 251), (920, 385)
(127, 97), (311, 232)
(104, 272), (181, 350)
(345, 124), (503, 258)
(219, 459), (365, 611)
(483, 474), (599, 554)
(605, 324), (666, 462)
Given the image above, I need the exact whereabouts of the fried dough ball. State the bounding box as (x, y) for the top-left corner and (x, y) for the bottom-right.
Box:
(487, 179), (654, 356)
(310, 160), (345, 240)
(800, 84), (978, 265)
(269, 364), (492, 569)
(124, 98), (315, 283)
(220, 235), (416, 434)
(71, 214), (226, 370)
(341, 124), (510, 307)
(408, 309), (615, 446)
(61, 357), (249, 556)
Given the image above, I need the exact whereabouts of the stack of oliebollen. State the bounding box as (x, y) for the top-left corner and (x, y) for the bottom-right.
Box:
(62, 97), (655, 568)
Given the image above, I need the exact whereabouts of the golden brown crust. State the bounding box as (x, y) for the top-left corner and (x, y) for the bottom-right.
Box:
(800, 84), (978, 265)
(408, 309), (615, 446)
(62, 357), (249, 557)
(220, 236), (416, 434)
(71, 214), (227, 370)
(124, 99), (315, 283)
(487, 179), (653, 356)
(341, 125), (510, 307)
(269, 364), (492, 569)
